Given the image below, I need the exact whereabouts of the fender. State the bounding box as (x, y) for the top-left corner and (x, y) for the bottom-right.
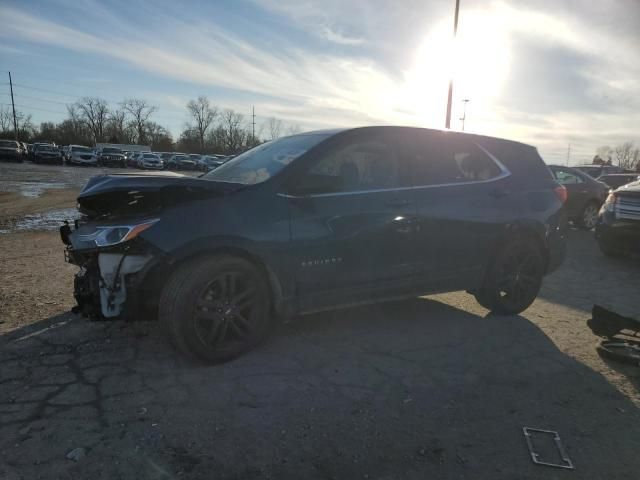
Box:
(160, 235), (294, 320)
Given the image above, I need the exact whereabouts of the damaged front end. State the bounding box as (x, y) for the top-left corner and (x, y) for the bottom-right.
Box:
(63, 171), (239, 320)
(65, 219), (159, 320)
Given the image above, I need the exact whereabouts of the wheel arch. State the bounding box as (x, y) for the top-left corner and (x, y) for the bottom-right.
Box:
(142, 238), (289, 320)
(491, 220), (550, 271)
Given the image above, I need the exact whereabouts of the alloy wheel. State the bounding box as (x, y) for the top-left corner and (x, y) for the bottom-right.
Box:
(582, 204), (599, 229)
(493, 247), (543, 312)
(193, 271), (259, 351)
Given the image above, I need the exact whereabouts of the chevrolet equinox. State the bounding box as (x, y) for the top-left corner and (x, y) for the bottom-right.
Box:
(63, 127), (567, 363)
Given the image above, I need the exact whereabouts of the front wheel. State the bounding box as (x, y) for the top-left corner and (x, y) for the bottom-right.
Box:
(159, 255), (273, 363)
(474, 237), (545, 315)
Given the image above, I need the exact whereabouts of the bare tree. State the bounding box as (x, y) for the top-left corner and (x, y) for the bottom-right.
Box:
(66, 104), (83, 140)
(75, 97), (109, 143)
(0, 106), (13, 135)
(186, 96), (218, 152)
(15, 111), (35, 141)
(285, 123), (302, 136)
(146, 121), (173, 150)
(266, 117), (282, 140)
(220, 109), (246, 152)
(122, 99), (157, 145)
(614, 142), (636, 169)
(105, 108), (131, 143)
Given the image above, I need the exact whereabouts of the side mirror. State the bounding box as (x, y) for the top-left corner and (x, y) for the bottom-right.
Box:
(288, 174), (343, 196)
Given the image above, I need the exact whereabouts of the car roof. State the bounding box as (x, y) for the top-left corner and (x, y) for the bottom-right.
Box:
(292, 126), (537, 150)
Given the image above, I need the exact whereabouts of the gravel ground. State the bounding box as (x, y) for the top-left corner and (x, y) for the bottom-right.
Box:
(1, 162), (639, 479)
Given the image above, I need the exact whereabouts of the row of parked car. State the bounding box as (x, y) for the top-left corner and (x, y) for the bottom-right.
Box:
(547, 163), (639, 230)
(547, 163), (640, 257)
(0, 140), (234, 172)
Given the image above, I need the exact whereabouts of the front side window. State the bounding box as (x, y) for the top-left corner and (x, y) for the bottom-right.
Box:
(301, 137), (402, 193)
(204, 133), (330, 185)
(405, 132), (503, 186)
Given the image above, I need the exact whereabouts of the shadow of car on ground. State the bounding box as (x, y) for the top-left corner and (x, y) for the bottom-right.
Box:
(2, 296), (639, 480)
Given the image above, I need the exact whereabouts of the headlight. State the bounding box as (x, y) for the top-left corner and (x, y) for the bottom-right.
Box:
(600, 192), (617, 214)
(79, 219), (159, 247)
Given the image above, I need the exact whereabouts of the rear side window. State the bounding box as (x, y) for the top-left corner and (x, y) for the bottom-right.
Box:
(307, 137), (403, 192)
(404, 132), (503, 186)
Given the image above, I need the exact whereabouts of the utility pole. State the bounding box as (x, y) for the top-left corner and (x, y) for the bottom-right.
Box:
(8, 71), (18, 140)
(566, 144), (571, 166)
(445, 0), (461, 129)
(460, 98), (469, 131)
(251, 106), (256, 141)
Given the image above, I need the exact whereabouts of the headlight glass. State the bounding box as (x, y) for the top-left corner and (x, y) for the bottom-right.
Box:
(600, 192), (617, 214)
(80, 219), (159, 247)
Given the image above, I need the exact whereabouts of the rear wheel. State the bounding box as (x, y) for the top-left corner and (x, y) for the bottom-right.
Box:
(474, 237), (545, 315)
(159, 255), (273, 363)
(577, 201), (600, 230)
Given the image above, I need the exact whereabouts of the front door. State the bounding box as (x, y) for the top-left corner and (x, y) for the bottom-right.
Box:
(284, 130), (417, 311)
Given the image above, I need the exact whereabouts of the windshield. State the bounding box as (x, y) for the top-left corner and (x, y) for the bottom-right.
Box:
(72, 146), (92, 153)
(203, 134), (329, 184)
(102, 148), (121, 154)
(0, 140), (17, 147)
(144, 153), (159, 159)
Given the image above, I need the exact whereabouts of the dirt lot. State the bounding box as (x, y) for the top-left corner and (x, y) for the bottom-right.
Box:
(1, 163), (639, 479)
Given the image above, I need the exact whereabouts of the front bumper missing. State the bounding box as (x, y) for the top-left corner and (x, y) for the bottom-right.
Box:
(68, 248), (152, 319)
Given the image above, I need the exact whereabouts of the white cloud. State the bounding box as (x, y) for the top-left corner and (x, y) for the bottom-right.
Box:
(1, 0), (638, 164)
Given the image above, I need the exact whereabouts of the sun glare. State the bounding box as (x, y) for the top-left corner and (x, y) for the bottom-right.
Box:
(397, 9), (510, 129)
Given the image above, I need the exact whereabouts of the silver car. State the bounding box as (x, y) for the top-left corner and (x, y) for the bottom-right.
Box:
(138, 152), (165, 170)
(67, 145), (98, 166)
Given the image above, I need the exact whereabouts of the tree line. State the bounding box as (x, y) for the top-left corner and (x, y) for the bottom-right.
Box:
(0, 96), (301, 155)
(594, 143), (640, 171)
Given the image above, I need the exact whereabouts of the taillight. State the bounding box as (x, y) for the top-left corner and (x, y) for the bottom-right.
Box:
(554, 185), (567, 204)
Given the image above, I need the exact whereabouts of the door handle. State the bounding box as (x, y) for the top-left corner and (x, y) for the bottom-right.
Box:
(489, 188), (510, 198)
(385, 199), (412, 208)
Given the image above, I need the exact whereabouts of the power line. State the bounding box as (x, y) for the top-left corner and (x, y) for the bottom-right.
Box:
(12, 82), (78, 99)
(0, 102), (67, 115)
(12, 94), (72, 106)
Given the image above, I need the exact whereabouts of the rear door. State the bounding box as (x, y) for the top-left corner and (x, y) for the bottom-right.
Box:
(284, 130), (417, 310)
(400, 130), (516, 289)
(550, 166), (589, 217)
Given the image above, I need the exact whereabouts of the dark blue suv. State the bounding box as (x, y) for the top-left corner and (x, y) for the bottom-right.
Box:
(65, 127), (567, 363)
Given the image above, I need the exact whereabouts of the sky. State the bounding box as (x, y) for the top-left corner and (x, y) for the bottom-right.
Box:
(0, 0), (639, 164)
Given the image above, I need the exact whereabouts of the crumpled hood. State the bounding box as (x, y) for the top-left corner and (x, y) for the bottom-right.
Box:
(77, 172), (244, 219)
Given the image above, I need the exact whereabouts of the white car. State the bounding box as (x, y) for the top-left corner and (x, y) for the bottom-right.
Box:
(66, 145), (98, 166)
(138, 152), (164, 170)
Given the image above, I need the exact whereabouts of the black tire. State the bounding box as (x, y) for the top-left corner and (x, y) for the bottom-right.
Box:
(598, 237), (620, 258)
(474, 237), (545, 315)
(577, 201), (600, 230)
(159, 255), (273, 363)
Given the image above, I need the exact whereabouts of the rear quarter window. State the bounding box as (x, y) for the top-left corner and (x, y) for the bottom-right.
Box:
(475, 137), (553, 184)
(404, 132), (504, 186)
